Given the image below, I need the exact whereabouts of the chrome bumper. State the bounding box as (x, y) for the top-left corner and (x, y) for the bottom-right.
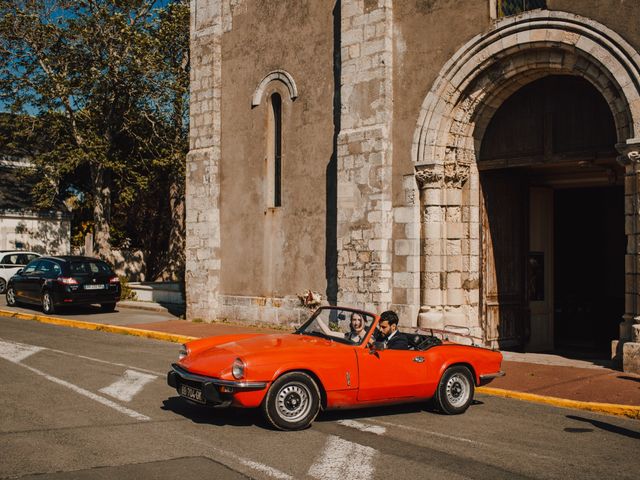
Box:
(169, 363), (267, 390)
(479, 371), (505, 386)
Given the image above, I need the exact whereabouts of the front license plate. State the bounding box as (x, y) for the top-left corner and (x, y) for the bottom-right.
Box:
(84, 284), (105, 290)
(180, 384), (205, 404)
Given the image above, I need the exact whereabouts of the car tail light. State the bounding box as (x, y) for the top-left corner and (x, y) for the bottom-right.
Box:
(109, 276), (120, 284)
(58, 277), (79, 285)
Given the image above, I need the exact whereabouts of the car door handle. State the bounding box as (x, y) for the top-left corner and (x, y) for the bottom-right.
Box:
(413, 356), (425, 363)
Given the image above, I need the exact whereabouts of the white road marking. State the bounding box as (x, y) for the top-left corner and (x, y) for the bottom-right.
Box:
(337, 419), (386, 435)
(368, 418), (558, 461)
(17, 362), (151, 421)
(179, 433), (294, 480)
(308, 435), (376, 480)
(0, 340), (44, 363)
(239, 459), (294, 480)
(367, 418), (486, 446)
(48, 347), (165, 376)
(0, 336), (165, 376)
(99, 369), (158, 402)
(0, 339), (150, 421)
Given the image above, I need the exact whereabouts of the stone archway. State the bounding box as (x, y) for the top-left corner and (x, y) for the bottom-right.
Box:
(411, 11), (640, 365)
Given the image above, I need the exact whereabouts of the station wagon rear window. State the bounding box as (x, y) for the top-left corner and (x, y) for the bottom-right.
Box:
(69, 261), (112, 274)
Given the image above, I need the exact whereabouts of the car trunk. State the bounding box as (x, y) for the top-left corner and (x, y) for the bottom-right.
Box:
(67, 260), (116, 298)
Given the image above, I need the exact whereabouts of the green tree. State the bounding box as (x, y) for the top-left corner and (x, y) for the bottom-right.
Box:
(0, 0), (188, 279)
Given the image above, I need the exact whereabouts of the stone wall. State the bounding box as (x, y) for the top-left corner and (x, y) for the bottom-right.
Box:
(0, 211), (70, 255)
(186, 1), (640, 374)
(185, 0), (224, 320)
(337, 0), (395, 314)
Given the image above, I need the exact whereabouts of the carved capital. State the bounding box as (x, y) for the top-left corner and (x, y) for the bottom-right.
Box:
(615, 138), (640, 166)
(415, 166), (443, 189)
(444, 161), (470, 188)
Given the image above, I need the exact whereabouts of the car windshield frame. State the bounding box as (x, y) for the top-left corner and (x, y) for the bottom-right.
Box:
(294, 306), (377, 346)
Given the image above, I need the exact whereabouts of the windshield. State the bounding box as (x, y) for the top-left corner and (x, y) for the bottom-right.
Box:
(296, 308), (375, 345)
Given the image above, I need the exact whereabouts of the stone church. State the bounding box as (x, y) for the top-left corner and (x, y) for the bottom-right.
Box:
(186, 0), (640, 373)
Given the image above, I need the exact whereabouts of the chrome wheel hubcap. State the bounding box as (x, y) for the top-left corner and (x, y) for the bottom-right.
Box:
(43, 294), (51, 311)
(275, 382), (311, 422)
(0, 279), (6, 294)
(6, 288), (15, 304)
(445, 373), (470, 407)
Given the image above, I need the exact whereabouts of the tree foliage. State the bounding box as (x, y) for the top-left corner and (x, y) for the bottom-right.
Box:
(0, 0), (189, 280)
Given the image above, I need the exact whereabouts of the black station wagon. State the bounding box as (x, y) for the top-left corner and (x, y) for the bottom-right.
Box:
(5, 256), (121, 314)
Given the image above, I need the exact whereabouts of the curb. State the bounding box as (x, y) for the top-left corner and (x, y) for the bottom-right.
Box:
(118, 300), (186, 315)
(476, 386), (640, 420)
(0, 309), (197, 345)
(2, 308), (639, 420)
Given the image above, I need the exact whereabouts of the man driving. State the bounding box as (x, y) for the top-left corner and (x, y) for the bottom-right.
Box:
(375, 310), (409, 350)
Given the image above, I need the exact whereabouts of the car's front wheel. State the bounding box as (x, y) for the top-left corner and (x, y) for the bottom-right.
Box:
(434, 365), (475, 415)
(0, 278), (6, 294)
(41, 291), (55, 314)
(6, 286), (17, 306)
(262, 372), (321, 431)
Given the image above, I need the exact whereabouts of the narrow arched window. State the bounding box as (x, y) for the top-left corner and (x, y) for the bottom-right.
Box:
(497, 0), (546, 17)
(267, 92), (282, 207)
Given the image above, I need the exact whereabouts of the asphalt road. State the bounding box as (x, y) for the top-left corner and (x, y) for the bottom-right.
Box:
(1, 317), (638, 480)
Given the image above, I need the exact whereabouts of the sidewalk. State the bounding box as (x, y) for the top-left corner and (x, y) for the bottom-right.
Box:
(1, 305), (639, 417)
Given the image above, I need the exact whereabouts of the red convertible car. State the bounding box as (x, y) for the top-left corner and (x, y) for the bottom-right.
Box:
(167, 306), (504, 430)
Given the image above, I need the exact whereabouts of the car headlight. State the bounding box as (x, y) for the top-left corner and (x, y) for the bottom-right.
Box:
(232, 358), (245, 379)
(178, 344), (189, 360)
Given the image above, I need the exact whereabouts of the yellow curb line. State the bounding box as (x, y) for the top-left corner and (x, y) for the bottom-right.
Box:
(477, 386), (640, 420)
(0, 309), (197, 345)
(3, 308), (639, 420)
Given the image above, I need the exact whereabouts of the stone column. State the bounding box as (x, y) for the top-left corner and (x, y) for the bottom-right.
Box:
(415, 161), (480, 341)
(185, 0), (223, 320)
(415, 165), (446, 329)
(337, 0), (394, 312)
(616, 138), (640, 373)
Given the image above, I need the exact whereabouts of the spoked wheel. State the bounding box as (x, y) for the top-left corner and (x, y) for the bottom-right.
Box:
(434, 366), (475, 415)
(6, 286), (17, 306)
(0, 278), (6, 295)
(262, 372), (321, 431)
(41, 291), (55, 314)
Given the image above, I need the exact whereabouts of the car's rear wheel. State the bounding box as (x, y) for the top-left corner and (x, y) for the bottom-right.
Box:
(262, 372), (321, 431)
(6, 286), (17, 306)
(41, 291), (55, 314)
(100, 302), (116, 312)
(0, 278), (6, 294)
(434, 365), (474, 415)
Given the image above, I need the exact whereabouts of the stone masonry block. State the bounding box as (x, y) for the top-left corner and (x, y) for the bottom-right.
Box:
(395, 239), (419, 256)
(405, 221), (420, 240)
(394, 206), (415, 224)
(447, 222), (464, 239)
(393, 272), (414, 289)
(623, 341), (640, 375)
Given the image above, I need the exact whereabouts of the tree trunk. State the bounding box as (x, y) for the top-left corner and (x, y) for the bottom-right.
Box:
(164, 177), (185, 281)
(91, 163), (113, 262)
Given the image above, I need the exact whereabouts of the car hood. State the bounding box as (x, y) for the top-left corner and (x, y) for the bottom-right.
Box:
(179, 333), (338, 378)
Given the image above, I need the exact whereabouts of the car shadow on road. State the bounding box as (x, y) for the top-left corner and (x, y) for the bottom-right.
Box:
(161, 396), (265, 429)
(317, 398), (486, 424)
(565, 414), (640, 440)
